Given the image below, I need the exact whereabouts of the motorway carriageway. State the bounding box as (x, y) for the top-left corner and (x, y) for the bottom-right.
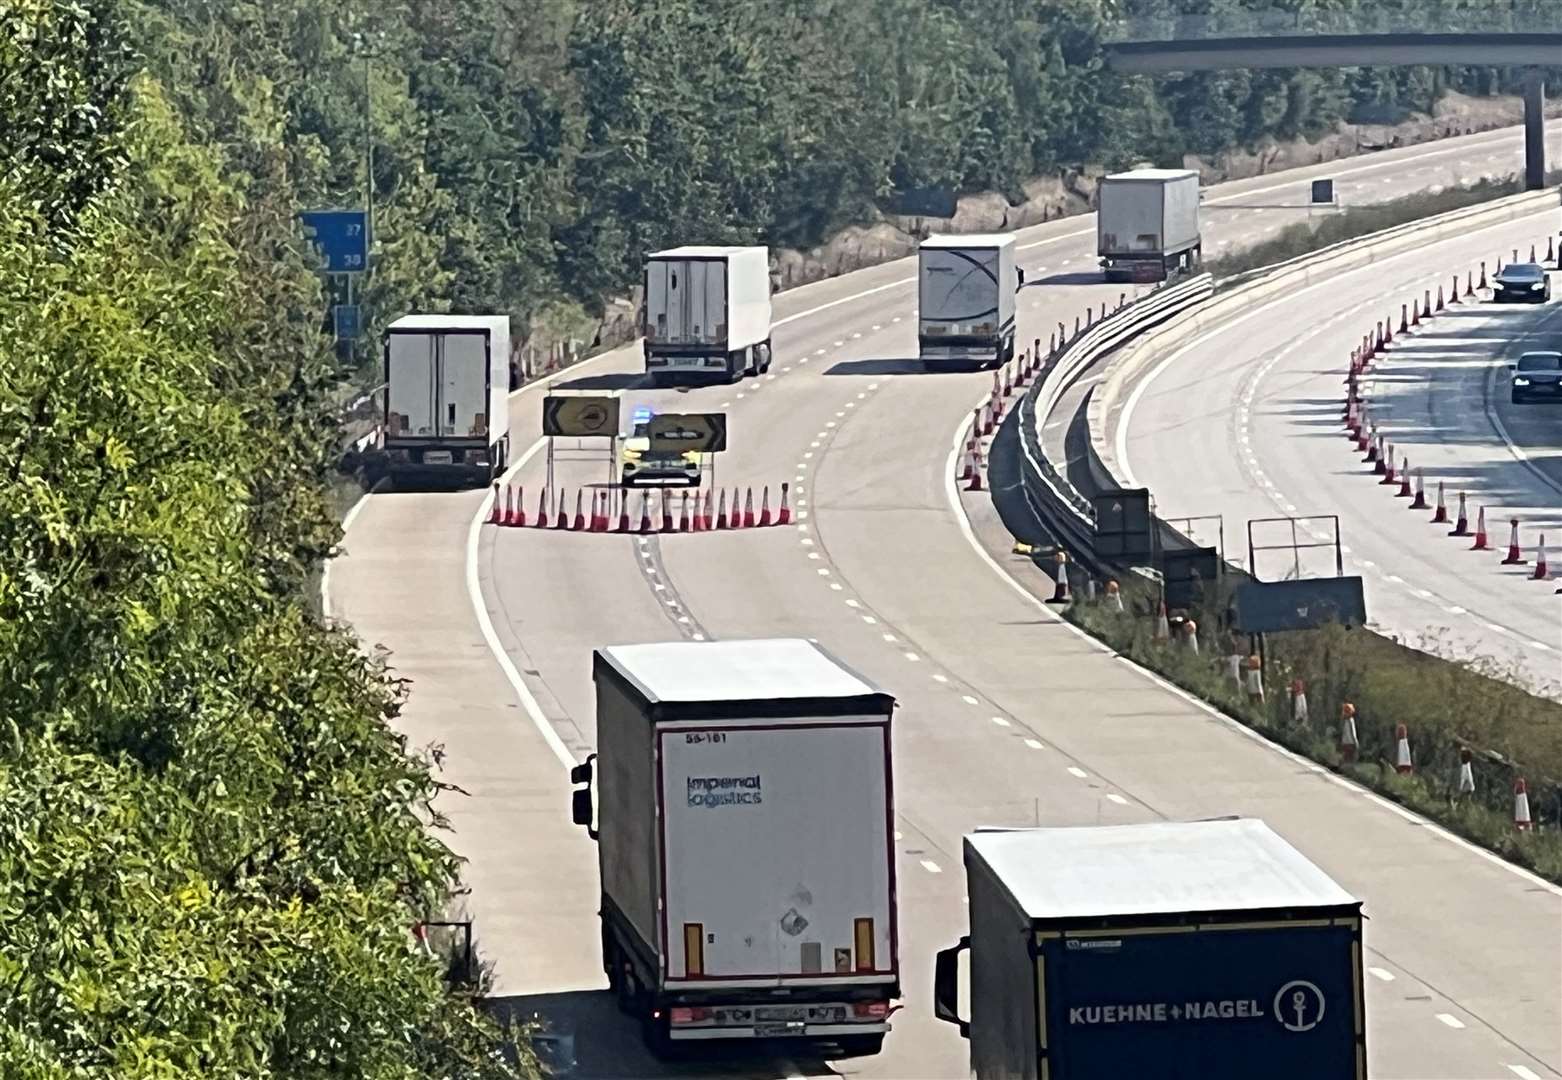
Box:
(328, 122), (1562, 1080)
(1117, 208), (1562, 697)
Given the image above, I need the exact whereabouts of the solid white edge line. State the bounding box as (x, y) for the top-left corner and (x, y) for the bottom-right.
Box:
(941, 407), (1562, 898)
(320, 486), (375, 619)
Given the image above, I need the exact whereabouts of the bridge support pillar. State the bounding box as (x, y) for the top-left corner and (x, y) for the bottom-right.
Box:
(1523, 71), (1545, 191)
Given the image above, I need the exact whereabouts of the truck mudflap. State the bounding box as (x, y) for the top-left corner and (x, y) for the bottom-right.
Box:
(933, 936), (971, 1038)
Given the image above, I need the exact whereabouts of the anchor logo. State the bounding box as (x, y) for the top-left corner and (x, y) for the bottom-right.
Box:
(1273, 980), (1326, 1033)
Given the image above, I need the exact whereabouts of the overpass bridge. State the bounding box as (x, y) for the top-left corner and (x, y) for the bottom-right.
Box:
(1104, 7), (1561, 188)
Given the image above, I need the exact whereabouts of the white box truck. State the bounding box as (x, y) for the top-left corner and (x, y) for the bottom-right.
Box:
(934, 820), (1367, 1080)
(1097, 168), (1202, 283)
(643, 246), (773, 385)
(570, 638), (899, 1057)
(918, 234), (1021, 369)
(382, 314), (510, 486)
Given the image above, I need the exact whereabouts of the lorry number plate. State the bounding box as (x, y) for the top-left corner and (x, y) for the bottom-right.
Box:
(684, 732), (726, 744)
(755, 1021), (802, 1037)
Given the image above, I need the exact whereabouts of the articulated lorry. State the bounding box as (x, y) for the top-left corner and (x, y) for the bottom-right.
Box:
(1097, 168), (1202, 283)
(935, 818), (1366, 1080)
(570, 638), (899, 1057)
(918, 234), (1021, 369)
(643, 246), (773, 385)
(382, 314), (511, 486)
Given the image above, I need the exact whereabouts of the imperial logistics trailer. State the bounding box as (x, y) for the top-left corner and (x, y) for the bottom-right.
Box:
(918, 234), (1021, 369)
(643, 246), (773, 385)
(1097, 168), (1202, 283)
(382, 314), (510, 486)
(569, 638), (899, 1057)
(934, 818), (1366, 1080)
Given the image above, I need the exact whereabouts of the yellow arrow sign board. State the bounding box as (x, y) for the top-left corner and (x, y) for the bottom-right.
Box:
(647, 413), (727, 454)
(543, 395), (620, 438)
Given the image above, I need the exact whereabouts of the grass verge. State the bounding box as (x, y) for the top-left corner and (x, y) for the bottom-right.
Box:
(1067, 578), (1562, 885)
(1207, 170), (1562, 280)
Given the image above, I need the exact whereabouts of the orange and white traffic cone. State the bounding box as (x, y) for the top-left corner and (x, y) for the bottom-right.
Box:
(554, 488), (570, 530)
(1464, 270), (1475, 298)
(715, 488), (729, 530)
(777, 482), (792, 526)
(1448, 490), (1467, 533)
(1514, 779), (1533, 831)
(758, 486), (772, 527)
(590, 491), (606, 532)
(1338, 704), (1359, 762)
(1533, 534), (1550, 580)
(1289, 679), (1309, 725)
(1409, 469), (1427, 509)
(982, 402), (994, 436)
(1449, 274), (1461, 304)
(1470, 506), (1490, 550)
(678, 490), (691, 532)
(1478, 261), (1488, 290)
(1423, 288), (1433, 317)
(1529, 243), (1538, 263)
(1411, 298), (1421, 327)
(1399, 303), (1409, 333)
(536, 488), (550, 529)
(1435, 285), (1445, 311)
(1502, 518), (1526, 564)
(968, 443), (985, 491)
(571, 489), (586, 531)
(1456, 747), (1475, 797)
(617, 491), (631, 532)
(661, 490), (675, 533)
(1105, 579), (1124, 613)
(1378, 442), (1396, 483)
(1396, 457), (1412, 498)
(1430, 481), (1447, 523)
(741, 487), (756, 528)
(511, 486), (527, 527)
(638, 491), (653, 534)
(1243, 655), (1264, 703)
(992, 370), (1002, 402)
(1394, 724), (1413, 774)
(1181, 618), (1199, 654)
(487, 483), (503, 524)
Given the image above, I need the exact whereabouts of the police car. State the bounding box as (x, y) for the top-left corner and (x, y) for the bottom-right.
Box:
(620, 407), (702, 487)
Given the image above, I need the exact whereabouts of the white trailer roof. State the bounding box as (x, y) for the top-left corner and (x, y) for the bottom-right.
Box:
(598, 638), (879, 703)
(920, 233), (1017, 250)
(649, 245), (767, 259)
(1105, 168), (1199, 182)
(968, 819), (1357, 920)
(387, 314), (509, 332)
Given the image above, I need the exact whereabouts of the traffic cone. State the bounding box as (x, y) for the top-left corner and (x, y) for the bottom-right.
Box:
(715, 488), (729, 530)
(1424, 288), (1432, 317)
(696, 489), (711, 531)
(1338, 704), (1359, 762)
(1396, 458), (1412, 498)
(617, 492), (631, 532)
(1478, 261), (1488, 289)
(1449, 274), (1460, 304)
(1411, 298), (1421, 326)
(1448, 490), (1466, 533)
(981, 402), (994, 436)
(992, 370), (1002, 402)
(1429, 481), (1446, 522)
(1153, 603), (1171, 643)
(536, 488), (550, 528)
(741, 487), (756, 529)
(571, 489), (586, 531)
(777, 482), (792, 526)
(1456, 747), (1475, 797)
(758, 486), (772, 527)
(1529, 243), (1537, 262)
(960, 439), (975, 481)
(1436, 285), (1445, 311)
(1464, 270), (1474, 298)
(1394, 724), (1413, 775)
(551, 489), (566, 530)
(1384, 311), (1394, 345)
(487, 483), (503, 524)
(1514, 779), (1533, 831)
(1502, 518), (1526, 564)
(661, 490), (675, 533)
(1370, 433), (1384, 469)
(1105, 579), (1124, 613)
(1533, 534), (1550, 580)
(511, 486), (527, 528)
(1399, 303), (1409, 333)
(1470, 506), (1490, 549)
(1048, 551), (1071, 604)
(1290, 679), (1309, 725)
(1549, 236), (1557, 264)
(968, 443), (985, 491)
(1378, 442), (1396, 482)
(1355, 419), (1371, 454)
(638, 491), (653, 534)
(1181, 618), (1199, 654)
(1243, 655), (1264, 703)
(590, 491), (605, 533)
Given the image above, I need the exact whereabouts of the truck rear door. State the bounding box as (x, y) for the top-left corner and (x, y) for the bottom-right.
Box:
(439, 332), (490, 439)
(387, 331), (437, 437)
(658, 719), (895, 987)
(920, 248), (1000, 337)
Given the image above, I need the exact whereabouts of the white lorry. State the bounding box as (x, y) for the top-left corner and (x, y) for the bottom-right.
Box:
(918, 234), (1021, 369)
(381, 314), (510, 486)
(643, 246), (773, 385)
(570, 638), (899, 1057)
(1097, 168), (1202, 283)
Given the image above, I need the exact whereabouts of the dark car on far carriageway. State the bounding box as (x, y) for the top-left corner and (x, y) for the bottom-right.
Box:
(1493, 262), (1552, 304)
(1510, 351), (1562, 403)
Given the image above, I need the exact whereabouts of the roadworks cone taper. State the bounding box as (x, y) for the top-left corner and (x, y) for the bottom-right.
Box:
(1470, 505), (1489, 549)
(1533, 534), (1550, 580)
(1394, 724), (1413, 775)
(1338, 703), (1359, 762)
(1430, 481), (1447, 523)
(1502, 518), (1526, 564)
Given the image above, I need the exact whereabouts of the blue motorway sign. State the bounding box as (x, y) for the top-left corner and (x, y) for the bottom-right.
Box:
(333, 304), (361, 341)
(1041, 923), (1362, 1080)
(300, 209), (368, 272)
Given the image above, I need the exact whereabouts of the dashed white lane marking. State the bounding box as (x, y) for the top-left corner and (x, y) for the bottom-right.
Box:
(826, 421), (838, 428)
(1529, 640), (1551, 651)
(1446, 605), (1465, 615)
(868, 383), (879, 391)
(835, 411), (846, 418)
(720, 400), (731, 408)
(766, 373), (777, 381)
(920, 859), (942, 874)
(1434, 1013), (1465, 1030)
(882, 633), (897, 642)
(932, 673), (949, 683)
(843, 597), (859, 607)
(856, 392), (867, 400)
(963, 695), (980, 705)
(833, 340), (844, 347)
(799, 357), (810, 364)
(829, 583), (844, 591)
(871, 324), (881, 331)
(991, 716), (1011, 728)
(797, 462), (808, 470)
(736, 392), (746, 399)
(904, 652), (920, 662)
(810, 440), (821, 448)
(1507, 1065), (1543, 1080)
(815, 347), (826, 355)
(1107, 793), (1130, 806)
(803, 451), (814, 459)
(1025, 739), (1044, 750)
(1368, 967), (1395, 982)
(846, 401), (857, 409)
(1067, 766), (1089, 779)
(692, 632), (706, 642)
(781, 366), (792, 373)
(862, 615), (878, 625)
(892, 316), (901, 323)
(807, 552), (821, 560)
(851, 332), (862, 339)
(800, 538), (814, 546)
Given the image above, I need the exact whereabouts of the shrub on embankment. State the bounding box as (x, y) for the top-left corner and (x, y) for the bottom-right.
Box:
(1068, 581), (1562, 885)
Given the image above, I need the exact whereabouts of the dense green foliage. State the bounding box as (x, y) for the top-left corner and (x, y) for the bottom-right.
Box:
(0, 2), (522, 1074)
(117, 0), (1556, 359)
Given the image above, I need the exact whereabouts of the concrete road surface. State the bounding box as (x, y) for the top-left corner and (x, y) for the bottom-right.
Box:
(329, 123), (1562, 1079)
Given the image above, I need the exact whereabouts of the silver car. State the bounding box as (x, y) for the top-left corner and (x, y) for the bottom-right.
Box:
(1510, 351), (1562, 403)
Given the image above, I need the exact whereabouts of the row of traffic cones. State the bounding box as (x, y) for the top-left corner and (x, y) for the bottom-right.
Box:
(485, 483), (792, 533)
